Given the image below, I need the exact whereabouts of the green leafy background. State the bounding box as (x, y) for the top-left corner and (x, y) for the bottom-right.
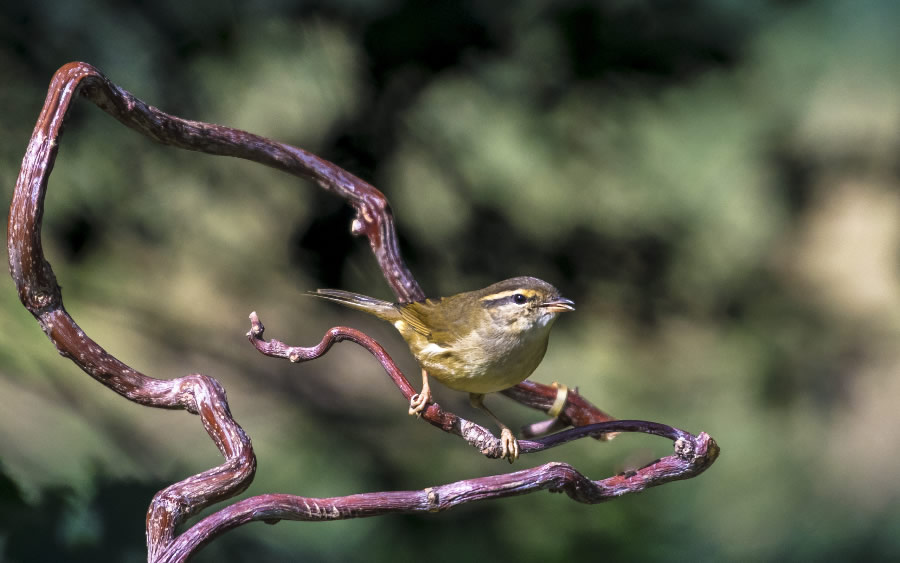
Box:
(1, 1), (899, 561)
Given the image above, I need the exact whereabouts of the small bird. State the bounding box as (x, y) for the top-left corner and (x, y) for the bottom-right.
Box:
(309, 276), (574, 462)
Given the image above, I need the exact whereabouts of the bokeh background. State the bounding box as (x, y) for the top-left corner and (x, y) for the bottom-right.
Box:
(1, 1), (899, 561)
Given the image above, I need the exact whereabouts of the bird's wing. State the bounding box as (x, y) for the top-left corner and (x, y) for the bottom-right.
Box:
(402, 297), (472, 343)
(397, 303), (432, 338)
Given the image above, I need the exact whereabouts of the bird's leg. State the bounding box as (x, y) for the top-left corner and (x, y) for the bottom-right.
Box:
(408, 369), (432, 417)
(469, 393), (519, 463)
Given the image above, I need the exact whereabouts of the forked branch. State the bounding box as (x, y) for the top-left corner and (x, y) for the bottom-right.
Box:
(8, 62), (719, 563)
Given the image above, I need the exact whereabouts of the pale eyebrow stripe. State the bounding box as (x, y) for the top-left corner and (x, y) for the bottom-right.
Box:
(479, 289), (537, 302)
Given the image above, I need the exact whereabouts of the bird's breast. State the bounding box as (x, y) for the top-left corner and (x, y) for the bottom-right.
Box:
(409, 327), (551, 394)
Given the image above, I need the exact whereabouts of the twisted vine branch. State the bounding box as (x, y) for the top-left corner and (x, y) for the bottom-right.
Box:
(8, 62), (720, 562)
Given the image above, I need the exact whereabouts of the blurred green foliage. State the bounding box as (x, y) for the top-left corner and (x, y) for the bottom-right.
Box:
(1, 0), (899, 561)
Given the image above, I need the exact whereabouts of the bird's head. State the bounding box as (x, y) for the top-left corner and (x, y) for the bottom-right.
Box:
(477, 276), (575, 336)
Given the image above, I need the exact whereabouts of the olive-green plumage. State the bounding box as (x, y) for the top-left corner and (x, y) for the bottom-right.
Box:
(310, 276), (574, 394)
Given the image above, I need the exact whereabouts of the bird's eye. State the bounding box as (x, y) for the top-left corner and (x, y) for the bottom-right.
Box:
(513, 293), (527, 305)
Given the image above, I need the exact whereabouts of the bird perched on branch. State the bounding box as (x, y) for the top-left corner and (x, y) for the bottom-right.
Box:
(309, 276), (574, 462)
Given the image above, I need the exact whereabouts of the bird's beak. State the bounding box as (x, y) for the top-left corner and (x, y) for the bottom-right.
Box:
(541, 297), (575, 313)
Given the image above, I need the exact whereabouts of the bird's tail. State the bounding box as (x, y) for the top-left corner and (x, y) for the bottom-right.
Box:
(308, 289), (400, 322)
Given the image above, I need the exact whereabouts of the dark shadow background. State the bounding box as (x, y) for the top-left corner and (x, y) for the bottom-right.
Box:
(2, 1), (899, 561)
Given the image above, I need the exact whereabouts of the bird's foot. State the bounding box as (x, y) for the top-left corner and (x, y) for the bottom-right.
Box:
(500, 427), (519, 463)
(408, 388), (431, 417)
(409, 370), (432, 417)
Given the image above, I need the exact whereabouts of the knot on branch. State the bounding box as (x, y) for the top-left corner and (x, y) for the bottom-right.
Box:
(29, 288), (58, 311)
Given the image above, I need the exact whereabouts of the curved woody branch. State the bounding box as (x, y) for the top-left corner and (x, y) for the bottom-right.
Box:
(8, 62), (719, 562)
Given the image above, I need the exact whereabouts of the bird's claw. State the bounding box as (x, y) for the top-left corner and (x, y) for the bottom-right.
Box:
(408, 390), (431, 417)
(500, 427), (519, 463)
